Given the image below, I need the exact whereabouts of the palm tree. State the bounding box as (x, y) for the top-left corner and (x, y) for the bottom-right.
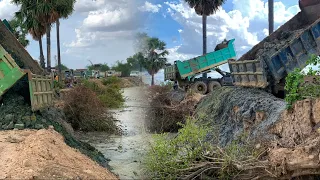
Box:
(268, 0), (274, 35)
(13, 1), (47, 69)
(55, 0), (76, 77)
(141, 37), (169, 85)
(184, 0), (227, 78)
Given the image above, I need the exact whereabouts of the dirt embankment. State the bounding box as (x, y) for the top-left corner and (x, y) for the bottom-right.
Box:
(0, 128), (118, 179)
(194, 87), (320, 178)
(195, 87), (286, 146)
(120, 77), (145, 88)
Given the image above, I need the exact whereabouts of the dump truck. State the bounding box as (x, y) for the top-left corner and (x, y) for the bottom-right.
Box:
(164, 39), (237, 94)
(0, 19), (54, 111)
(228, 0), (320, 97)
(165, 0), (320, 96)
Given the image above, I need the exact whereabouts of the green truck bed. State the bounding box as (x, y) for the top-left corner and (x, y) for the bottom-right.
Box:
(165, 39), (236, 81)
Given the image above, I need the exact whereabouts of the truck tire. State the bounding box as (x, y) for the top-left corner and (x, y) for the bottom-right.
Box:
(192, 81), (207, 95)
(208, 81), (221, 93)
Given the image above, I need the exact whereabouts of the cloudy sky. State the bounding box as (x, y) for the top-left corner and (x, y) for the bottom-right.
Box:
(0, 0), (300, 81)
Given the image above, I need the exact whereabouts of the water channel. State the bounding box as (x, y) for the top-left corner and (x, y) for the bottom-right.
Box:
(76, 86), (152, 179)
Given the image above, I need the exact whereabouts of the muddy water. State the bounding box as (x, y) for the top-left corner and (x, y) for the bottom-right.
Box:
(76, 86), (152, 179)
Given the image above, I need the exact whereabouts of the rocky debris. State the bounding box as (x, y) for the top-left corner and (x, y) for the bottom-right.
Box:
(0, 129), (118, 179)
(255, 29), (304, 59)
(195, 87), (286, 147)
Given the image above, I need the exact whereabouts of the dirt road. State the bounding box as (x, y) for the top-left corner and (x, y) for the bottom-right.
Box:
(77, 86), (152, 179)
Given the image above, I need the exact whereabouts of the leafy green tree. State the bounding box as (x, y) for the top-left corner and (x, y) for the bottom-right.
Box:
(127, 52), (145, 71)
(87, 63), (110, 71)
(112, 61), (132, 77)
(141, 37), (169, 85)
(8, 17), (29, 47)
(55, 64), (69, 71)
(184, 0), (226, 78)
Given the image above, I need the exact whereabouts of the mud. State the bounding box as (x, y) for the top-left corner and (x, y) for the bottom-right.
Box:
(195, 87), (286, 147)
(76, 87), (153, 179)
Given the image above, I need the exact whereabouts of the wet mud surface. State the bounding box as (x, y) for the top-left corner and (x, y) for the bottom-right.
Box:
(76, 87), (152, 179)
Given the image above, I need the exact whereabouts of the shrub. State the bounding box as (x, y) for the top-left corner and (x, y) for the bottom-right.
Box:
(81, 79), (125, 109)
(285, 55), (320, 108)
(101, 76), (122, 86)
(62, 85), (117, 132)
(143, 117), (210, 179)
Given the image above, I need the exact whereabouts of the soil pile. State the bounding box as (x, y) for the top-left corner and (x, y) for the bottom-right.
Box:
(194, 87), (320, 178)
(147, 88), (204, 133)
(0, 128), (118, 179)
(0, 90), (111, 168)
(195, 87), (286, 146)
(120, 77), (144, 88)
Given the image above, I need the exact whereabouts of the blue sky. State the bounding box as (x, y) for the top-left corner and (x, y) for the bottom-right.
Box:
(0, 0), (301, 83)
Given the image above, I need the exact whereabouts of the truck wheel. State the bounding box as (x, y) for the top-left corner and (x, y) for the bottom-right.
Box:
(192, 81), (207, 95)
(208, 81), (221, 93)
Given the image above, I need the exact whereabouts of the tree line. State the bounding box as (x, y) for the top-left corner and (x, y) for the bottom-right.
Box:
(8, 0), (75, 76)
(86, 33), (170, 85)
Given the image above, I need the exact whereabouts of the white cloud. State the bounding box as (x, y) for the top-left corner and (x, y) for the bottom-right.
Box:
(0, 0), (19, 20)
(164, 0), (300, 59)
(138, 1), (162, 13)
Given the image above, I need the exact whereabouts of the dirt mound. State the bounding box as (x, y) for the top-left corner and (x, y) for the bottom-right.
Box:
(147, 88), (204, 133)
(195, 87), (286, 146)
(193, 86), (320, 178)
(0, 128), (118, 179)
(0, 90), (112, 168)
(120, 77), (144, 88)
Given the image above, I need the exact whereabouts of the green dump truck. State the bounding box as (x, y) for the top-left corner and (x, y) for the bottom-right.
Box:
(0, 19), (54, 111)
(164, 39), (237, 94)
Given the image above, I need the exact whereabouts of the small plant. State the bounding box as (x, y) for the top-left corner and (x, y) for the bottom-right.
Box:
(285, 54), (320, 109)
(144, 117), (210, 179)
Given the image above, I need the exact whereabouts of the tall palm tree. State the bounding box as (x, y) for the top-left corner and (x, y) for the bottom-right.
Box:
(13, 0), (58, 71)
(184, 0), (227, 78)
(55, 0), (75, 77)
(268, 0), (274, 35)
(141, 37), (169, 85)
(13, 1), (47, 69)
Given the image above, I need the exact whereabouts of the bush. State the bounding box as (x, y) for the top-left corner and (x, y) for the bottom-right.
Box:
(81, 79), (125, 109)
(101, 76), (122, 86)
(143, 118), (210, 179)
(285, 54), (320, 108)
(62, 85), (117, 132)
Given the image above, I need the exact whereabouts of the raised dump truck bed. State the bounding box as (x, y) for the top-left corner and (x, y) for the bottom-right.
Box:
(164, 39), (236, 94)
(229, 17), (320, 93)
(0, 19), (44, 75)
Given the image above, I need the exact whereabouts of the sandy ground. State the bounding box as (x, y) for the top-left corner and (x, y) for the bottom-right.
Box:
(0, 128), (118, 179)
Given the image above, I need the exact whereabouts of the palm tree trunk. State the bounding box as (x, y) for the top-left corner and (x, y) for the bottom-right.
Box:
(268, 0), (274, 35)
(39, 37), (45, 69)
(56, 19), (62, 81)
(151, 73), (155, 86)
(46, 24), (51, 72)
(202, 14), (207, 78)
